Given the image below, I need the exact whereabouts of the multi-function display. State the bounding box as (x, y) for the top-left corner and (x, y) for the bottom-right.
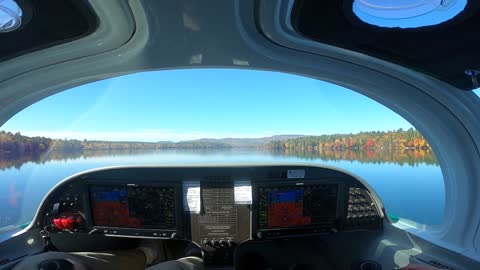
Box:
(89, 185), (176, 229)
(257, 184), (338, 229)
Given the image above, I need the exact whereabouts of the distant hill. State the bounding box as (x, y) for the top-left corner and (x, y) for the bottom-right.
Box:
(1, 129), (432, 154)
(0, 132), (306, 155)
(185, 135), (307, 147)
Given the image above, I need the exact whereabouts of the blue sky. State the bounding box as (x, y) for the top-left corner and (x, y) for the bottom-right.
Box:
(1, 69), (416, 142)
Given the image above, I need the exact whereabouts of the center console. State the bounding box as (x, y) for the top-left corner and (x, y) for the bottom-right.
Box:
(187, 180), (252, 265)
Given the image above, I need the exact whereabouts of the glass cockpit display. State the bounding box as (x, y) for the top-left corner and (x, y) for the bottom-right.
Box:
(257, 184), (338, 229)
(89, 185), (176, 229)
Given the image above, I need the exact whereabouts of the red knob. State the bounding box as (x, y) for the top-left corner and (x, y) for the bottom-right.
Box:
(61, 217), (75, 231)
(53, 218), (64, 230)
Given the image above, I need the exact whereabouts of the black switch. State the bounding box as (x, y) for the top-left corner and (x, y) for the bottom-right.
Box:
(51, 203), (60, 215)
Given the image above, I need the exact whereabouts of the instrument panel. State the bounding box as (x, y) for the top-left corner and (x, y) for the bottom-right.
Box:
(37, 165), (384, 265)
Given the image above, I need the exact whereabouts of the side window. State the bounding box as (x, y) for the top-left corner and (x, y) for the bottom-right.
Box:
(0, 69), (444, 232)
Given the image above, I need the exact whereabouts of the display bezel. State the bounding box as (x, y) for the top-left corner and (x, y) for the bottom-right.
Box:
(85, 180), (183, 239)
(252, 180), (344, 238)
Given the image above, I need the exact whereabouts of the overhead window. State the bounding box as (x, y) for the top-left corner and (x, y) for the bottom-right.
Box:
(291, 0), (480, 90)
(352, 0), (468, 28)
(0, 0), (97, 62)
(0, 0), (22, 33)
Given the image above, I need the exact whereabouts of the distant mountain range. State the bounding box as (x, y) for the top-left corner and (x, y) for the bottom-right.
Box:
(0, 131), (308, 154)
(2, 129), (430, 154)
(183, 135), (307, 147)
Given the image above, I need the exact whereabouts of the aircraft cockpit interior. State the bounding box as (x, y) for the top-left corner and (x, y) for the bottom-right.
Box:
(1, 0), (480, 269)
(2, 165), (476, 270)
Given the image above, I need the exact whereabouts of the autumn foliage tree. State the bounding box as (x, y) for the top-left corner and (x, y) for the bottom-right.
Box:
(266, 128), (430, 151)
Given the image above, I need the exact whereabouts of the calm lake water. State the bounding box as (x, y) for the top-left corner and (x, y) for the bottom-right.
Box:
(0, 148), (444, 230)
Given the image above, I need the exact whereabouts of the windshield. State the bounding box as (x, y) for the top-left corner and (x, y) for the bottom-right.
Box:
(0, 69), (444, 237)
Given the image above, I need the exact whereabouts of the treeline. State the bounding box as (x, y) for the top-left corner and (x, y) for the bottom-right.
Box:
(266, 128), (430, 151)
(0, 131), (52, 154)
(0, 131), (231, 155)
(0, 128), (433, 157)
(68, 140), (231, 150)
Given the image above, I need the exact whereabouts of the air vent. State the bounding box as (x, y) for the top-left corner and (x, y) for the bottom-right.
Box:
(412, 254), (457, 270)
(427, 260), (456, 270)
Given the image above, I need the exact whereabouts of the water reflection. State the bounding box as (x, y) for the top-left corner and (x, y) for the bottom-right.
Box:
(0, 148), (437, 171)
(272, 148), (437, 166)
